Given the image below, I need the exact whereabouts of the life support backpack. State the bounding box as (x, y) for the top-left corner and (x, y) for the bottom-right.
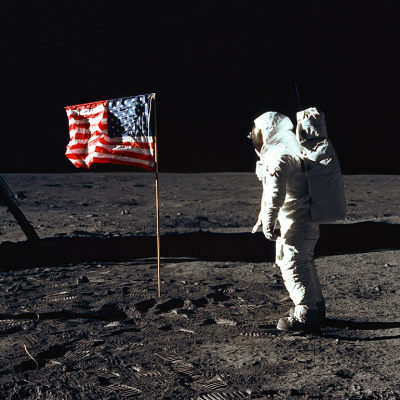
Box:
(296, 107), (346, 223)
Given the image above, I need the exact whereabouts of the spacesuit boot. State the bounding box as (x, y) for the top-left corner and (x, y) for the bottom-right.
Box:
(277, 308), (320, 333)
(287, 300), (326, 326)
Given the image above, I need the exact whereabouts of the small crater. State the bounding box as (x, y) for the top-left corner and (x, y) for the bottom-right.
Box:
(201, 318), (216, 326)
(37, 345), (67, 360)
(16, 359), (46, 372)
(135, 298), (156, 312)
(77, 276), (89, 284)
(96, 304), (128, 320)
(335, 369), (354, 379)
(122, 287), (130, 295)
(157, 297), (185, 313)
(191, 297), (208, 308)
(206, 292), (231, 302)
(158, 324), (173, 331)
(290, 388), (305, 396)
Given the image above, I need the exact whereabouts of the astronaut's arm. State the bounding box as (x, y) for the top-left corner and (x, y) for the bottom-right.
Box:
(252, 171), (287, 236)
(261, 167), (288, 228)
(256, 154), (294, 240)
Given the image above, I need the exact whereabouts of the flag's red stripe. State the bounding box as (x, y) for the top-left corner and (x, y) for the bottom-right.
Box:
(68, 139), (100, 150)
(68, 132), (106, 140)
(68, 122), (91, 130)
(101, 141), (153, 149)
(68, 133), (93, 140)
(67, 148), (153, 157)
(98, 137), (153, 149)
(68, 144), (88, 154)
(66, 152), (155, 170)
(67, 111), (107, 121)
(66, 110), (103, 117)
(68, 122), (107, 132)
(68, 134), (153, 147)
(93, 152), (154, 167)
(68, 141), (90, 148)
(66, 147), (154, 159)
(65, 100), (107, 111)
(68, 135), (153, 147)
(66, 153), (87, 160)
(94, 146), (154, 161)
(68, 131), (106, 139)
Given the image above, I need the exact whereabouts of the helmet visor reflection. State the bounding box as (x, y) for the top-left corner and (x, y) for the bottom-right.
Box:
(248, 125), (263, 153)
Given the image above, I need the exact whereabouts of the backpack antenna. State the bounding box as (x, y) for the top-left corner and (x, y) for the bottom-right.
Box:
(295, 83), (302, 111)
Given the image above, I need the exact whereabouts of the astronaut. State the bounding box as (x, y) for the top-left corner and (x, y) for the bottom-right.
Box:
(250, 111), (325, 332)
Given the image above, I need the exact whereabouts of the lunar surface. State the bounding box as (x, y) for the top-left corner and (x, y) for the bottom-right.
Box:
(1, 173), (400, 399)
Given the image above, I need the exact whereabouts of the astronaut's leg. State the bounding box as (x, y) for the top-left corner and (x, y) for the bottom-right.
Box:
(275, 211), (323, 330)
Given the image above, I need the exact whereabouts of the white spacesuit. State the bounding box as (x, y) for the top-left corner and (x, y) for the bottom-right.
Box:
(251, 111), (324, 331)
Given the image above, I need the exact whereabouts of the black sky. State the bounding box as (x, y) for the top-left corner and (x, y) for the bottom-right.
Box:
(2, 1), (400, 174)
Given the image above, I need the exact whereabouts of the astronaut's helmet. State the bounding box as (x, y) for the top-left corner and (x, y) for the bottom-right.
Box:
(248, 124), (263, 153)
(249, 111), (294, 154)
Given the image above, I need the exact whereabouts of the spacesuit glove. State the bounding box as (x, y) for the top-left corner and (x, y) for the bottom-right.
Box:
(263, 224), (279, 241)
(252, 218), (262, 234)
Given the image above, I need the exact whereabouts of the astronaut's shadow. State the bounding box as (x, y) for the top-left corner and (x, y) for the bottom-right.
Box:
(324, 318), (400, 331)
(316, 221), (400, 340)
(321, 319), (400, 341)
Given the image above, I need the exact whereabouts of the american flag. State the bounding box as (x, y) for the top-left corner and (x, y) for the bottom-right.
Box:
(65, 94), (155, 171)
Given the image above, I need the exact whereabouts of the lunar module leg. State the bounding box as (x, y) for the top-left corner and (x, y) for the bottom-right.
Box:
(0, 175), (39, 241)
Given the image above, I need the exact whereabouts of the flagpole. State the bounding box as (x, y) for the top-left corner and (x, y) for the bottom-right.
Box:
(153, 94), (161, 298)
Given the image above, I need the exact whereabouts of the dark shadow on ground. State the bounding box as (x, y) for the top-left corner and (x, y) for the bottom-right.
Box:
(1, 221), (399, 270)
(321, 318), (400, 342)
(320, 333), (400, 342)
(0, 304), (128, 324)
(257, 320), (400, 341)
(324, 318), (400, 331)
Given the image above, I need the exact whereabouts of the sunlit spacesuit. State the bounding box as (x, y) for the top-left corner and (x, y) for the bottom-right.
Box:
(250, 111), (325, 331)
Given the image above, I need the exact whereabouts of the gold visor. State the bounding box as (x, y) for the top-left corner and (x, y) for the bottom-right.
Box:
(248, 125), (263, 153)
